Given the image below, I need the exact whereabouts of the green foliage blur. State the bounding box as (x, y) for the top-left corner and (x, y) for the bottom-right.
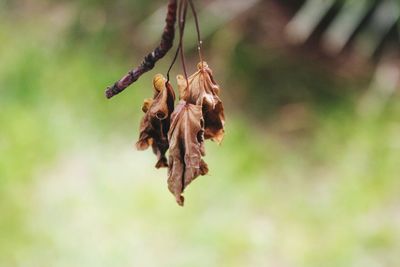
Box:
(0, 1), (399, 266)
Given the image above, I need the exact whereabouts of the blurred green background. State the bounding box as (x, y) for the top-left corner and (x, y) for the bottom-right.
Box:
(1, 0), (400, 266)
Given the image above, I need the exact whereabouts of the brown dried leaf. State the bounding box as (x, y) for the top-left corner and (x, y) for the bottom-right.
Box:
(136, 74), (175, 168)
(167, 100), (209, 206)
(177, 61), (225, 144)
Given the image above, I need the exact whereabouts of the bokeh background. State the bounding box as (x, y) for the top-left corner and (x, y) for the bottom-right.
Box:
(1, 0), (400, 266)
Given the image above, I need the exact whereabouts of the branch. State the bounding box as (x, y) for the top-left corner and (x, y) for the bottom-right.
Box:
(105, 0), (178, 99)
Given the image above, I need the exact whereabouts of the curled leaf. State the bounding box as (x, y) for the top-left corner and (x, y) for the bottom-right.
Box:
(167, 101), (209, 206)
(136, 74), (175, 168)
(177, 61), (225, 144)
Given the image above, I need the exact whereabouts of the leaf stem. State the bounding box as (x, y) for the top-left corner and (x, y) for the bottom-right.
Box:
(188, 0), (204, 67)
(178, 0), (189, 90)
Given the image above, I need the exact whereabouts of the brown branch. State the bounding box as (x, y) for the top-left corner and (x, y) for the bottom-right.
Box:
(105, 0), (178, 99)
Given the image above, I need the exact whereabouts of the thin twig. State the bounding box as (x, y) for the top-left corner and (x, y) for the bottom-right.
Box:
(188, 0), (204, 66)
(105, 0), (178, 99)
(166, 45), (180, 83)
(178, 0), (189, 89)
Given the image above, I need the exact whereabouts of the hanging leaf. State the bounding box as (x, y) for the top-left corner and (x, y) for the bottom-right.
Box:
(167, 100), (209, 206)
(136, 74), (176, 168)
(177, 61), (225, 144)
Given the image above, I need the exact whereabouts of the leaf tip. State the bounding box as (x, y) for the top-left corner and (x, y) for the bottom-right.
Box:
(177, 195), (185, 206)
(153, 74), (166, 92)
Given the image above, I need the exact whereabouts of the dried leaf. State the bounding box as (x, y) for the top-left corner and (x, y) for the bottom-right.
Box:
(167, 100), (209, 206)
(177, 61), (225, 144)
(136, 74), (175, 168)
